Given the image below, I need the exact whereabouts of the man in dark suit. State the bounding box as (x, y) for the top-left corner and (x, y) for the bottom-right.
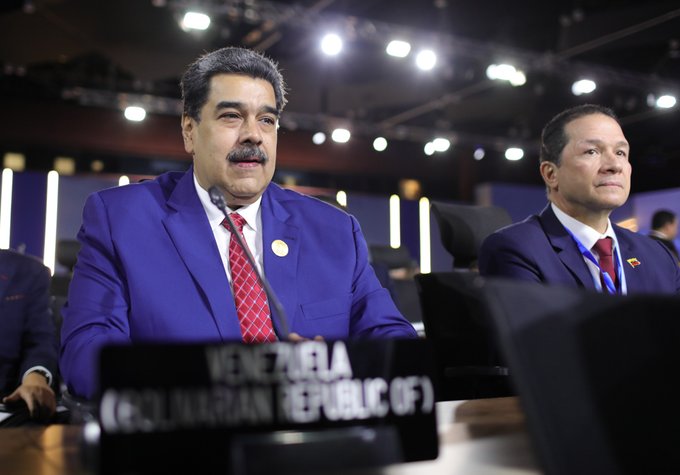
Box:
(649, 209), (679, 262)
(479, 104), (680, 294)
(0, 249), (58, 421)
(60, 47), (417, 400)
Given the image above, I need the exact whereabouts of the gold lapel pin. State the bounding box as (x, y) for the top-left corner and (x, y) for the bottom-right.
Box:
(272, 239), (289, 257)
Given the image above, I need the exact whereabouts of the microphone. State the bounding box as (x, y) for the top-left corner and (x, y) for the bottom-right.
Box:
(208, 186), (290, 340)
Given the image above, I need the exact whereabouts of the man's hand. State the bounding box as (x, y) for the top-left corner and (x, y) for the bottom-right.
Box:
(2, 371), (56, 421)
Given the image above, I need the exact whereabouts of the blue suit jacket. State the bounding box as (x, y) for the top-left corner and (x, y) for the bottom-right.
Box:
(0, 250), (57, 396)
(60, 167), (416, 398)
(479, 204), (680, 293)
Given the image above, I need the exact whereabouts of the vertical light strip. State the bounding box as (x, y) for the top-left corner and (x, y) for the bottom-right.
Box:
(419, 197), (431, 274)
(43, 171), (59, 275)
(335, 190), (347, 208)
(119, 175), (130, 186)
(0, 169), (13, 249)
(389, 194), (400, 249)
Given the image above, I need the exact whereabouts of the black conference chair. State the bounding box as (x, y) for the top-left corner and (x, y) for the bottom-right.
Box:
(49, 239), (80, 344)
(416, 272), (513, 400)
(481, 278), (680, 475)
(430, 200), (511, 270)
(416, 201), (513, 400)
(369, 245), (423, 329)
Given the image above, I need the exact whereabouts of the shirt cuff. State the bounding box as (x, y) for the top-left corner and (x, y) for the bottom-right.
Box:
(22, 366), (53, 386)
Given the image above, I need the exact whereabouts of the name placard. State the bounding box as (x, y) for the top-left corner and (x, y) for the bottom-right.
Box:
(97, 339), (437, 474)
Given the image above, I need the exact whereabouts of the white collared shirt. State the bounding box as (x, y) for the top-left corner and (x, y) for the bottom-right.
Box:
(551, 203), (627, 293)
(194, 174), (265, 284)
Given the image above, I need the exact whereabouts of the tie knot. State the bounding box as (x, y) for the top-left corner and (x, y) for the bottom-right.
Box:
(593, 237), (613, 257)
(224, 213), (246, 234)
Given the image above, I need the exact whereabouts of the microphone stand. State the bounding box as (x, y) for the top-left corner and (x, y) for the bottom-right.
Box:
(209, 186), (291, 341)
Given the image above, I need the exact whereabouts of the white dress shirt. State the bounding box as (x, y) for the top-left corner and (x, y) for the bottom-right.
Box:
(551, 203), (627, 294)
(194, 174), (265, 285)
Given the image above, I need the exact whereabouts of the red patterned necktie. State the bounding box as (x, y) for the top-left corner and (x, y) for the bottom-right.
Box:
(592, 237), (617, 291)
(223, 213), (276, 343)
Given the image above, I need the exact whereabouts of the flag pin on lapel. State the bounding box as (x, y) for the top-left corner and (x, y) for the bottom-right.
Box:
(626, 258), (641, 268)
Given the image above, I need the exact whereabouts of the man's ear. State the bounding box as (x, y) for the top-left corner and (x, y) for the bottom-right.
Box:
(181, 114), (195, 155)
(540, 161), (559, 190)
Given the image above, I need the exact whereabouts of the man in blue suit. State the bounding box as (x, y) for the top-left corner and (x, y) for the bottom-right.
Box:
(1, 249), (58, 420)
(479, 104), (680, 293)
(60, 47), (417, 399)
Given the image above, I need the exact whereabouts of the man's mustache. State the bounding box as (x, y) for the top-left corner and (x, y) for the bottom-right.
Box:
(228, 146), (268, 163)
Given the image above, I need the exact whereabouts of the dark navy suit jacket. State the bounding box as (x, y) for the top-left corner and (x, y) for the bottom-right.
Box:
(60, 167), (417, 398)
(0, 250), (57, 397)
(479, 204), (680, 294)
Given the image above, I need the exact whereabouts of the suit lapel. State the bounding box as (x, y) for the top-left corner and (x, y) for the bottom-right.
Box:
(261, 184), (300, 335)
(162, 168), (241, 340)
(539, 205), (596, 289)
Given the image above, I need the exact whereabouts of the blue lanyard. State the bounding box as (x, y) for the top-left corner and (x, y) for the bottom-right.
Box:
(565, 230), (621, 294)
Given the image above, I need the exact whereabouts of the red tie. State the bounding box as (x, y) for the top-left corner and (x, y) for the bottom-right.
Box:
(223, 213), (276, 343)
(593, 237), (617, 290)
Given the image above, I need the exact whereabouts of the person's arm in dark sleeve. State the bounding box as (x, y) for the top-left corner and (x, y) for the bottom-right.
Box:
(3, 261), (57, 420)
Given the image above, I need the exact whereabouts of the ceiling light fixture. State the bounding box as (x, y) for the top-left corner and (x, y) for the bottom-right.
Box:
(373, 137), (388, 151)
(415, 50), (437, 71)
(386, 40), (411, 58)
(124, 106), (146, 122)
(656, 94), (677, 109)
(320, 33), (343, 56)
(181, 12), (210, 31)
(487, 63), (526, 86)
(572, 79), (597, 96)
(331, 128), (351, 143)
(312, 132), (326, 145)
(423, 142), (436, 156)
(505, 147), (524, 161)
(432, 137), (450, 152)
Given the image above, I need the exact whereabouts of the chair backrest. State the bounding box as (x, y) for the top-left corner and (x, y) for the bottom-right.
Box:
(368, 244), (422, 326)
(431, 201), (511, 269)
(56, 239), (80, 273)
(415, 272), (513, 400)
(50, 240), (80, 349)
(482, 278), (680, 475)
(369, 245), (415, 270)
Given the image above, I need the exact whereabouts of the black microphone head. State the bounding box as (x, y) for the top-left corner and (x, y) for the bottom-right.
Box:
(208, 186), (227, 209)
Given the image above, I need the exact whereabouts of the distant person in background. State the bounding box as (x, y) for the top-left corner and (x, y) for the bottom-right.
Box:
(649, 209), (679, 262)
(0, 249), (58, 422)
(60, 46), (416, 400)
(479, 104), (680, 294)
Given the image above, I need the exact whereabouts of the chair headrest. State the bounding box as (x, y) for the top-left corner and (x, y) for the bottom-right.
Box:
(56, 240), (80, 271)
(431, 201), (511, 268)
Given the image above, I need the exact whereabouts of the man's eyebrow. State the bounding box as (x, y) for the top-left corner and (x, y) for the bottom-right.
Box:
(215, 101), (243, 111)
(581, 138), (630, 148)
(262, 105), (280, 117)
(214, 101), (280, 117)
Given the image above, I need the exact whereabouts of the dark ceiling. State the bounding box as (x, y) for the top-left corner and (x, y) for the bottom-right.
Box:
(1, 0), (679, 200)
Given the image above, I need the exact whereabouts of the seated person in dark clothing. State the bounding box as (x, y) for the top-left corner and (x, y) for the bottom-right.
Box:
(1, 249), (58, 423)
(649, 209), (679, 262)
